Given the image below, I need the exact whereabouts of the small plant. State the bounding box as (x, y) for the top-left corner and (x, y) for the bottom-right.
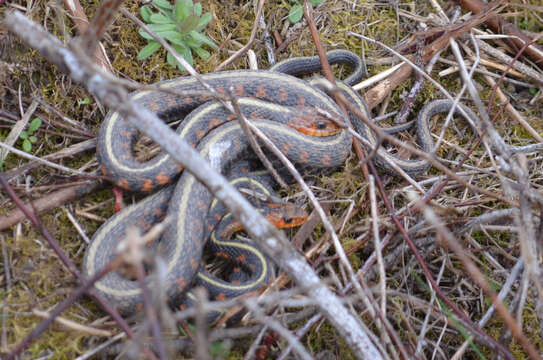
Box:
(77, 97), (91, 108)
(288, 0), (325, 23)
(138, 0), (217, 72)
(19, 117), (42, 152)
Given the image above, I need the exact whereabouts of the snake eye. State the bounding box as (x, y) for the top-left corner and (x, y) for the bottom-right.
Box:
(317, 121), (327, 130)
(283, 217), (293, 224)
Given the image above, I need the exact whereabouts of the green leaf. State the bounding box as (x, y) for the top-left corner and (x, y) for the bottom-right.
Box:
(184, 37), (202, 49)
(175, 0), (192, 23)
(149, 13), (172, 24)
(167, 51), (176, 66)
(178, 14), (200, 33)
(288, 4), (303, 23)
(159, 31), (185, 45)
(171, 43), (193, 72)
(29, 135), (37, 143)
(189, 30), (217, 49)
(138, 23), (177, 40)
(23, 139), (31, 152)
(20, 131), (28, 139)
(192, 46), (210, 60)
(147, 23), (178, 32)
(529, 88), (538, 96)
(196, 12), (212, 31)
(140, 6), (153, 22)
(310, 0), (324, 5)
(152, 0), (173, 10)
(28, 117), (42, 133)
(193, 2), (202, 16)
(137, 41), (162, 60)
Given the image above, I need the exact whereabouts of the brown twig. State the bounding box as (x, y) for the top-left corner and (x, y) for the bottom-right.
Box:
(457, 0), (543, 66)
(0, 180), (102, 231)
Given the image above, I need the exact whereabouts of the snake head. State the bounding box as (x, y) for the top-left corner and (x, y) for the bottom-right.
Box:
(287, 107), (343, 137)
(263, 202), (308, 228)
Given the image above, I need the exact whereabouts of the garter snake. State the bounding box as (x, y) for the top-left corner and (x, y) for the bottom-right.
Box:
(84, 50), (460, 316)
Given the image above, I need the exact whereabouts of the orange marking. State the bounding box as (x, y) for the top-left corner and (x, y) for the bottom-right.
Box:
(297, 96), (306, 106)
(209, 118), (222, 129)
(183, 96), (192, 105)
(299, 151), (310, 163)
(141, 179), (154, 192)
(281, 143), (293, 155)
(156, 173), (171, 185)
(149, 102), (161, 112)
(166, 95), (177, 107)
(197, 200), (207, 211)
(138, 218), (150, 230)
(176, 276), (187, 291)
(120, 130), (132, 138)
(322, 154), (331, 166)
(279, 88), (288, 102)
(255, 85), (267, 98)
(236, 254), (247, 264)
(216, 251), (230, 259)
(117, 179), (130, 190)
(190, 257), (199, 270)
(155, 208), (164, 217)
(215, 293), (227, 301)
(196, 129), (205, 140)
(235, 83), (246, 97)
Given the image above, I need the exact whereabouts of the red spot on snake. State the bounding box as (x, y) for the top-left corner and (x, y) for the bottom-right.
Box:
(118, 179), (130, 190)
(322, 154), (331, 166)
(256, 85), (267, 98)
(141, 179), (154, 192)
(156, 173), (170, 185)
(299, 151), (310, 164)
(209, 118), (222, 129)
(215, 293), (227, 301)
(235, 84), (246, 97)
(216, 251), (230, 259)
(149, 102), (161, 112)
(166, 96), (177, 107)
(139, 218), (150, 230)
(183, 97), (192, 105)
(279, 88), (288, 102)
(190, 257), (199, 270)
(297, 96), (306, 106)
(236, 254), (247, 264)
(176, 277), (187, 291)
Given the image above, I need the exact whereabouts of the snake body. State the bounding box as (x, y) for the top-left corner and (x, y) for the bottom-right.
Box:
(86, 58), (361, 315)
(84, 50), (472, 316)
